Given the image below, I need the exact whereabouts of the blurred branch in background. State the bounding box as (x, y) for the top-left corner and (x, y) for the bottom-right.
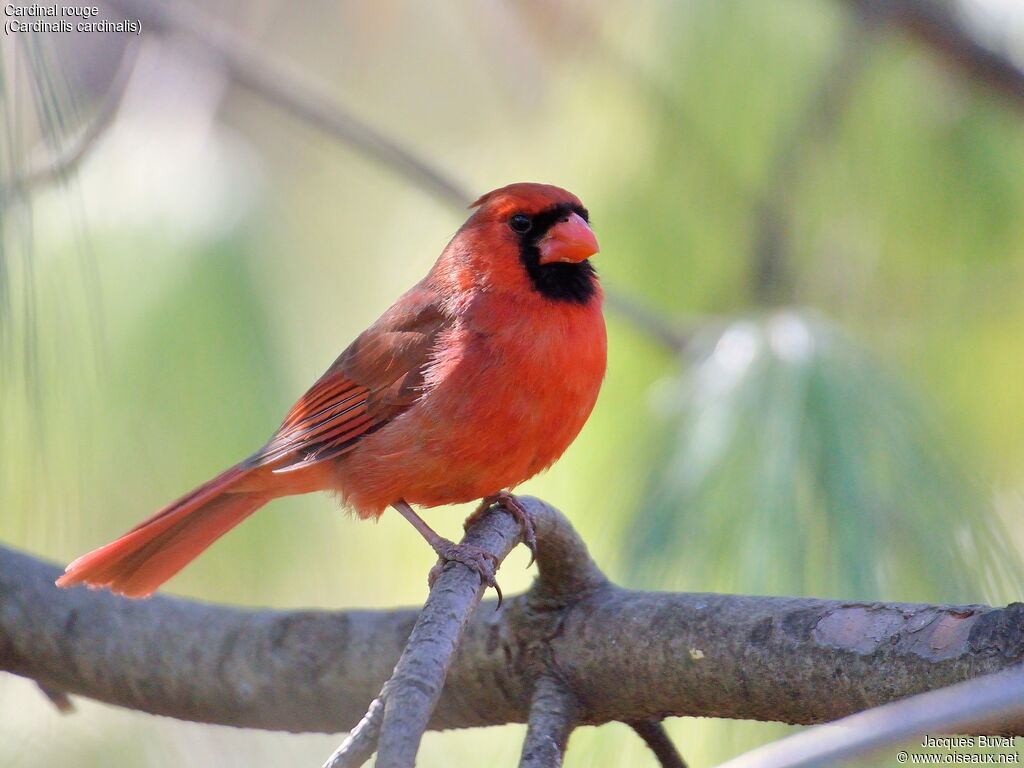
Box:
(846, 0), (1024, 110)
(599, 290), (713, 354)
(100, 0), (471, 207)
(749, 10), (879, 305)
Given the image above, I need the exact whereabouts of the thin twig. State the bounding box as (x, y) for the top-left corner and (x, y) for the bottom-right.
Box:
(629, 720), (687, 768)
(322, 502), (523, 768)
(518, 675), (578, 768)
(714, 666), (1024, 768)
(102, 0), (471, 208)
(322, 697), (384, 768)
(34, 681), (74, 714)
(602, 292), (713, 356)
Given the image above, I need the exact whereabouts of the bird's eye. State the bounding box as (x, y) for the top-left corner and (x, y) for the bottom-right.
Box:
(509, 214), (532, 234)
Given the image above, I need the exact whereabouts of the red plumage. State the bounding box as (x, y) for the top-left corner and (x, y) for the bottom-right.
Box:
(57, 183), (606, 596)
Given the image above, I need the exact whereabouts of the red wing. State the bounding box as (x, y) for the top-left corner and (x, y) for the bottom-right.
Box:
(250, 290), (447, 471)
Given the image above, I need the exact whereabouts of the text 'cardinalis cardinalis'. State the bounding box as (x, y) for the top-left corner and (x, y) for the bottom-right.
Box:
(57, 183), (606, 597)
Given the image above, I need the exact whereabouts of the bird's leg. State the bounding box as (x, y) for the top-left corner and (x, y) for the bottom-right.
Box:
(392, 500), (501, 602)
(465, 490), (538, 567)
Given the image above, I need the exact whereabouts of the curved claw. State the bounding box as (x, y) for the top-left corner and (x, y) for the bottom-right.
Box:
(465, 491), (539, 568)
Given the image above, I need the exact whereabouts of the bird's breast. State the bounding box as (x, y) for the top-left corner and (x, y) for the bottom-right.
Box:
(432, 294), (607, 477)
(334, 292), (606, 514)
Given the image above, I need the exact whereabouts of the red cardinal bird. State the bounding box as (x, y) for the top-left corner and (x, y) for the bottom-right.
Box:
(57, 182), (605, 598)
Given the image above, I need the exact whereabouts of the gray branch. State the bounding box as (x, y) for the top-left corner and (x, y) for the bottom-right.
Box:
(358, 505), (522, 768)
(4, 497), (1024, 743)
(322, 697), (383, 768)
(518, 676), (578, 768)
(629, 721), (688, 768)
(716, 666), (1024, 768)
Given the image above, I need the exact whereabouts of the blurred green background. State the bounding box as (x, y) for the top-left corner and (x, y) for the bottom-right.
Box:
(3, 1), (1024, 766)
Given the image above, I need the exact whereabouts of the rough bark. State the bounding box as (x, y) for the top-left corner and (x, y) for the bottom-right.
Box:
(357, 504), (522, 768)
(518, 676), (577, 768)
(3, 499), (1024, 736)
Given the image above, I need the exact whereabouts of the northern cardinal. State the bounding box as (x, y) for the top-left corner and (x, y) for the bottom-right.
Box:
(57, 182), (605, 598)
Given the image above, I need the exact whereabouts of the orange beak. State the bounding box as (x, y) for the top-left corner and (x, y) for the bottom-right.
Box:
(538, 213), (599, 265)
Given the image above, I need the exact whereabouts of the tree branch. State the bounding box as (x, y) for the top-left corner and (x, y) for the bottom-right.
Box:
(629, 721), (688, 768)
(845, 0), (1024, 112)
(101, 0), (470, 208)
(4, 498), (1024, 739)
(352, 504), (522, 768)
(518, 675), (578, 768)
(749, 11), (878, 304)
(716, 666), (1024, 768)
(322, 697), (383, 768)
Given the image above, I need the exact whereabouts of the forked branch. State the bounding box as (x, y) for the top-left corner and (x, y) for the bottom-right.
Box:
(4, 500), (1024, 767)
(324, 502), (522, 768)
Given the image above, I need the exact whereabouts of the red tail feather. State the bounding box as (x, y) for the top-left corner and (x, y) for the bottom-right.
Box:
(57, 465), (268, 597)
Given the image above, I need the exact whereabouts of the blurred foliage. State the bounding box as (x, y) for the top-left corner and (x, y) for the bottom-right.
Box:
(628, 311), (1021, 603)
(4, 0), (1024, 766)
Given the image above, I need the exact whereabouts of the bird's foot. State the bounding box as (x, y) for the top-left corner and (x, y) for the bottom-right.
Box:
(465, 491), (538, 567)
(427, 539), (503, 605)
